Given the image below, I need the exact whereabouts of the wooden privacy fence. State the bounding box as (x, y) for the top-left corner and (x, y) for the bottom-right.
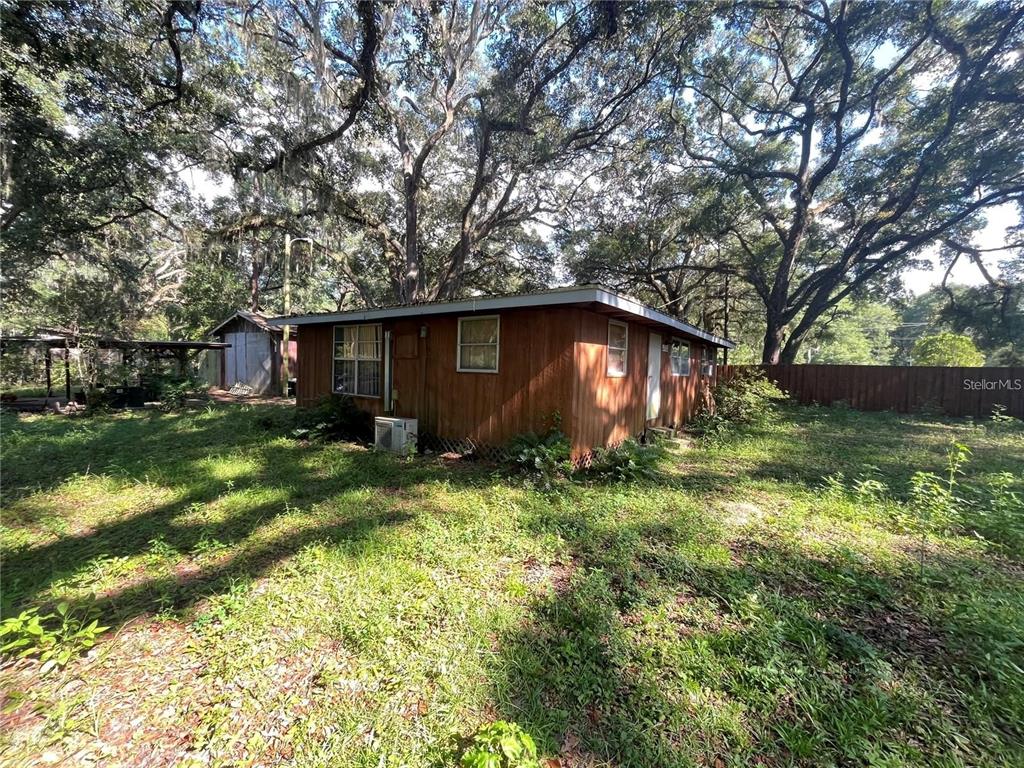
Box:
(720, 364), (1024, 419)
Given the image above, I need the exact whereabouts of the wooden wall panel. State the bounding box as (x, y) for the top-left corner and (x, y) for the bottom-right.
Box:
(297, 308), (577, 444)
(296, 306), (728, 454)
(570, 310), (649, 454)
(659, 339), (713, 428)
(295, 323), (331, 407)
(405, 308), (577, 445)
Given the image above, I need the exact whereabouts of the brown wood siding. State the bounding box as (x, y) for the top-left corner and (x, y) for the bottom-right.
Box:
(659, 338), (713, 428)
(295, 308), (576, 442)
(295, 323), (330, 407)
(570, 310), (648, 453)
(294, 306), (722, 454)
(295, 323), (384, 415)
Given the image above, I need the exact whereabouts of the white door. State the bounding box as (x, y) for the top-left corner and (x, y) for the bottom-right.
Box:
(246, 333), (273, 393)
(647, 332), (662, 421)
(224, 332), (243, 387)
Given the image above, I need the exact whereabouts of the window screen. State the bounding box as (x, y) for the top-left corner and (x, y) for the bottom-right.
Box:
(458, 316), (499, 372)
(608, 320), (628, 376)
(333, 324), (382, 396)
(670, 341), (690, 376)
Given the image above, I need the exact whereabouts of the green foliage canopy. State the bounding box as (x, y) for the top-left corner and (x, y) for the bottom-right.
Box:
(911, 332), (986, 367)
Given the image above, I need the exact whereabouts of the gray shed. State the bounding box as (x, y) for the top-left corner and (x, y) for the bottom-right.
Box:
(205, 310), (298, 395)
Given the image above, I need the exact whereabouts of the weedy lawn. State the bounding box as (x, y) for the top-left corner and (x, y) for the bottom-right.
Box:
(1, 404), (1022, 767)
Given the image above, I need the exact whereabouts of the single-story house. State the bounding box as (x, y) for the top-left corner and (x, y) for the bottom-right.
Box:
(205, 310), (298, 395)
(267, 285), (733, 456)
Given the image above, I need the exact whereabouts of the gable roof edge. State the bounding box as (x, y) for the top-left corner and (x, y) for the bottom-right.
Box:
(266, 286), (734, 348)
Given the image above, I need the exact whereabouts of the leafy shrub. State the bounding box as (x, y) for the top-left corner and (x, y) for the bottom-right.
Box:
(691, 368), (786, 443)
(0, 603), (108, 674)
(84, 387), (114, 412)
(911, 331), (985, 367)
(507, 414), (573, 488)
(459, 721), (541, 768)
(988, 404), (1023, 433)
(907, 442), (970, 535)
(293, 394), (373, 442)
(148, 373), (201, 410)
(584, 437), (665, 482)
(965, 471), (1024, 554)
(507, 414), (667, 486)
(908, 470), (961, 533)
(688, 409), (729, 443)
(713, 368), (787, 424)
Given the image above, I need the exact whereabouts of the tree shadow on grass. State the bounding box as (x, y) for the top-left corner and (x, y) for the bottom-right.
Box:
(488, 503), (1024, 766)
(58, 507), (415, 627)
(1, 423), (485, 628)
(1, 407), (275, 507)
(669, 407), (1024, 499)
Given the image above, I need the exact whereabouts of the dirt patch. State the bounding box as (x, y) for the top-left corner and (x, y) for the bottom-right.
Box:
(553, 730), (607, 768)
(0, 618), (206, 767)
(0, 618), (352, 767)
(840, 604), (948, 661)
(721, 501), (766, 527)
(522, 556), (578, 596)
(206, 389), (295, 407)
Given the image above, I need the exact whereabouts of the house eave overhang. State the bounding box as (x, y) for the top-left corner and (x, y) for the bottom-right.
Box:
(266, 286), (735, 349)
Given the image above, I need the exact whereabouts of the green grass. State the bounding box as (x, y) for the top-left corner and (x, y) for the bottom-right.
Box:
(1, 403), (1022, 767)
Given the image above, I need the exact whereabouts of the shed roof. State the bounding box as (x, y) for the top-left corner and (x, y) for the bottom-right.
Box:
(207, 310), (285, 337)
(266, 285), (734, 349)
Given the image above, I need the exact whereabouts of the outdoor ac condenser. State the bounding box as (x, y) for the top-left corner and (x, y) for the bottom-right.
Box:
(374, 417), (418, 454)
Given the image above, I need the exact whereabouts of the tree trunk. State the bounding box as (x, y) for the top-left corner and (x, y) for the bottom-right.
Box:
(780, 314), (815, 363)
(249, 271), (260, 311)
(781, 288), (837, 363)
(442, 228), (471, 299)
(779, 335), (803, 364)
(402, 162), (423, 303)
(761, 314), (785, 364)
(757, 296), (786, 364)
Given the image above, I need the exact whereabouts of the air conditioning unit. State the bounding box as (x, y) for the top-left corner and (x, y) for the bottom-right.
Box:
(374, 417), (418, 454)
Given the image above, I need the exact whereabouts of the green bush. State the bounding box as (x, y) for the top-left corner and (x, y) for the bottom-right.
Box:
(459, 721), (541, 768)
(147, 372), (201, 410)
(691, 368), (786, 442)
(911, 332), (985, 367)
(584, 437), (665, 482)
(988, 404), (1023, 432)
(908, 442), (970, 535)
(507, 414), (573, 488)
(713, 368), (787, 423)
(0, 603), (108, 675)
(293, 394), (373, 443)
(972, 472), (1024, 552)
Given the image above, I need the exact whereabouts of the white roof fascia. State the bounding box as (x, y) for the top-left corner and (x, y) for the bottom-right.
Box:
(267, 287), (735, 348)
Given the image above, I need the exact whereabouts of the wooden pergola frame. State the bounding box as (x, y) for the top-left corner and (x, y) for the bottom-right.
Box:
(0, 334), (230, 400)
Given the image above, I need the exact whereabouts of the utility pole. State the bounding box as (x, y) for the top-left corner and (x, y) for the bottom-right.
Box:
(722, 274), (730, 366)
(282, 233), (292, 396)
(282, 234), (314, 396)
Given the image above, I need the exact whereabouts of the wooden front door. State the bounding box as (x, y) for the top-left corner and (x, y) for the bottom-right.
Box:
(647, 332), (662, 422)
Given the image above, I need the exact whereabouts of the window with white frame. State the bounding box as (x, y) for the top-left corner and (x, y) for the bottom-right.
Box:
(607, 320), (628, 376)
(333, 324), (382, 396)
(701, 346), (716, 376)
(457, 316), (499, 372)
(670, 340), (690, 376)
